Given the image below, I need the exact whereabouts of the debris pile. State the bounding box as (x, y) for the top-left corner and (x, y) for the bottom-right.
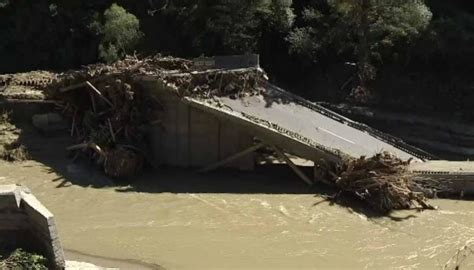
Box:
(0, 71), (56, 91)
(49, 55), (265, 178)
(51, 56), (173, 178)
(164, 68), (265, 99)
(327, 152), (435, 213)
(50, 55), (192, 92)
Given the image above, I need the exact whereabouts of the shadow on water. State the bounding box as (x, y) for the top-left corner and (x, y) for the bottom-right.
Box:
(42, 156), (319, 195)
(10, 114), (430, 221)
(14, 119), (315, 194)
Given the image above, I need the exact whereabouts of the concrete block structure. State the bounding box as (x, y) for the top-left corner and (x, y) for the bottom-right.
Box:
(0, 185), (65, 270)
(134, 60), (474, 192)
(142, 80), (256, 170)
(136, 67), (430, 178)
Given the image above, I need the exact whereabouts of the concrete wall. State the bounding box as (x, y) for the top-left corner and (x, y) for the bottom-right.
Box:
(0, 185), (65, 270)
(141, 80), (255, 170)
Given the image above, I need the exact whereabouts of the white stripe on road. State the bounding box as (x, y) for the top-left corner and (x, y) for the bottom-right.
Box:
(318, 127), (355, 144)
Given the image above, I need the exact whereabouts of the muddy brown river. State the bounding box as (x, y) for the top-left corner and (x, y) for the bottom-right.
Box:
(1, 160), (473, 269)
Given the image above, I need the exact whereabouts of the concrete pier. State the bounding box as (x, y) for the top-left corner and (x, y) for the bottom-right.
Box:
(0, 184), (65, 269)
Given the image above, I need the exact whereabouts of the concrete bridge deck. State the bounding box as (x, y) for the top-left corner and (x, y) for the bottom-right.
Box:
(182, 79), (474, 193)
(184, 81), (432, 163)
(409, 161), (474, 175)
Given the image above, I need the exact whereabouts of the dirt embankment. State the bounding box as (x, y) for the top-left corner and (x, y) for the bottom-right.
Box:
(0, 112), (28, 161)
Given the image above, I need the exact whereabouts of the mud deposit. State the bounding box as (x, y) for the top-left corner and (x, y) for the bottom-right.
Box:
(0, 160), (473, 269)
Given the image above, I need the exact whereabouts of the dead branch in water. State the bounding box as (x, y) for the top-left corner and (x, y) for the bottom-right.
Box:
(443, 239), (474, 270)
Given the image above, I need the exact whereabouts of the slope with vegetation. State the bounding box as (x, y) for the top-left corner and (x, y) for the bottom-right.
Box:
(0, 0), (473, 115)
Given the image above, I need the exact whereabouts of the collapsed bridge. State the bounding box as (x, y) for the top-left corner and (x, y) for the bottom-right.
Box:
(184, 81), (432, 162)
(1, 55), (474, 193)
(138, 57), (473, 193)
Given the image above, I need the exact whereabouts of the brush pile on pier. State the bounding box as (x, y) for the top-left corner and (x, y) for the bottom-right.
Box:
(50, 56), (186, 178)
(49, 55), (264, 178)
(328, 152), (435, 213)
(164, 68), (265, 99)
(49, 55), (192, 92)
(49, 55), (265, 99)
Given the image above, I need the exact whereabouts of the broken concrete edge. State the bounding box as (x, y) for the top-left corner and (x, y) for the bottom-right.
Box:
(180, 96), (343, 163)
(0, 184), (66, 269)
(0, 184), (22, 207)
(146, 76), (346, 165)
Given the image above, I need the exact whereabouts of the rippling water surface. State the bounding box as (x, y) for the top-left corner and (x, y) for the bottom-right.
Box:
(1, 160), (473, 269)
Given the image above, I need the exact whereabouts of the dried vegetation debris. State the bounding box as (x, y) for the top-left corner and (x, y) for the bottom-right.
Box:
(1, 55), (440, 214)
(46, 55), (265, 178)
(163, 68), (266, 99)
(50, 55), (193, 91)
(0, 70), (56, 89)
(324, 152), (435, 213)
(0, 71), (55, 100)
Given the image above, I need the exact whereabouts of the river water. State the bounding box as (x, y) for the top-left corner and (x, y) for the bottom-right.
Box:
(1, 160), (473, 269)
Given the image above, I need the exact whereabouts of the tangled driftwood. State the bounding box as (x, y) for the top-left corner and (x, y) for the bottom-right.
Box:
(52, 56), (178, 178)
(164, 68), (265, 99)
(326, 152), (435, 213)
(49, 55), (265, 178)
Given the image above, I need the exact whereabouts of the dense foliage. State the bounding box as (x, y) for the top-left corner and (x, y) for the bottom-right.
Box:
(288, 0), (432, 102)
(96, 3), (143, 63)
(0, 0), (473, 113)
(0, 249), (48, 270)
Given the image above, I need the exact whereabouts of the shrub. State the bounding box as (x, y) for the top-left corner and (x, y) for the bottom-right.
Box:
(97, 3), (143, 63)
(0, 249), (48, 270)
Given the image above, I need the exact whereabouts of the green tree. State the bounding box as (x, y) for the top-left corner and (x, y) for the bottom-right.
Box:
(167, 0), (294, 55)
(97, 3), (143, 63)
(0, 0), (8, 8)
(288, 0), (432, 102)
